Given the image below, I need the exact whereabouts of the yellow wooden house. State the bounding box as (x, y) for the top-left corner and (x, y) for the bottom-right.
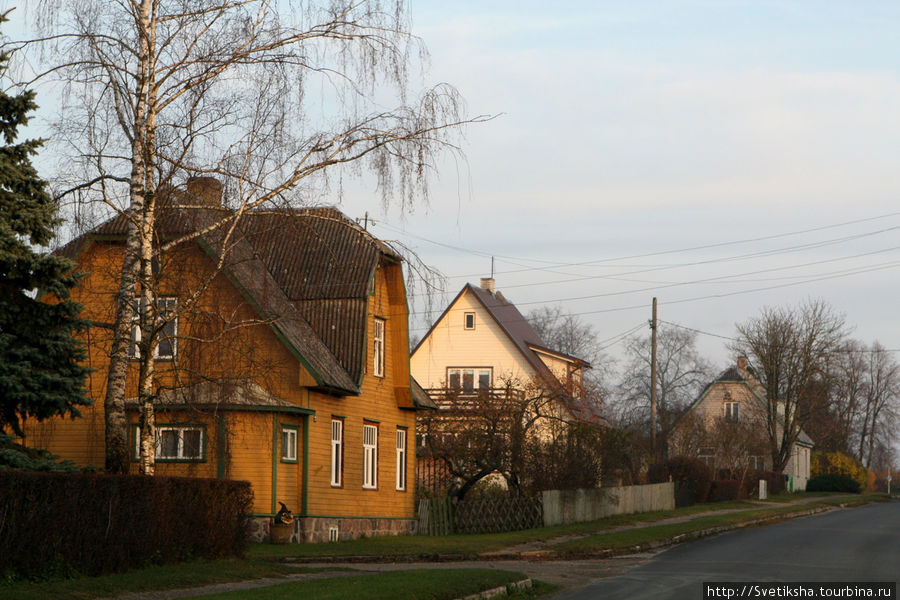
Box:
(24, 178), (427, 542)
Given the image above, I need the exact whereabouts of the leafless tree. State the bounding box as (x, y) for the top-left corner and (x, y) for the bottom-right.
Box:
(418, 377), (581, 499)
(9, 0), (487, 473)
(732, 299), (847, 473)
(613, 324), (713, 458)
(855, 342), (899, 468)
(527, 305), (614, 397)
(808, 340), (868, 455)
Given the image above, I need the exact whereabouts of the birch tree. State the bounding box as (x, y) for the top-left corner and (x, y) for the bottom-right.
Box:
(10, 0), (483, 473)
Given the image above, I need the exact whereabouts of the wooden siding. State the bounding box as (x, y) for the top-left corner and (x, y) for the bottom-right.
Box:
(410, 288), (535, 389)
(303, 261), (415, 519)
(24, 239), (416, 519)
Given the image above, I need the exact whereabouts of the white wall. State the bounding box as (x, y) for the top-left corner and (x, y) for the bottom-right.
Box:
(410, 288), (536, 389)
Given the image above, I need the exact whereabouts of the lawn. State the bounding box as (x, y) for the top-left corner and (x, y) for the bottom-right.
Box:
(197, 569), (538, 600)
(549, 494), (890, 556)
(2, 491), (883, 600)
(1, 565), (538, 600)
(248, 499), (762, 560)
(0, 559), (301, 600)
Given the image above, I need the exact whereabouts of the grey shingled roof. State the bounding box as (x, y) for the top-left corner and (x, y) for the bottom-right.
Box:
(62, 192), (403, 396)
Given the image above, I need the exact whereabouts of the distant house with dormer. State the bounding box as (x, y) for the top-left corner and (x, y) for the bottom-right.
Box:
(669, 357), (813, 491)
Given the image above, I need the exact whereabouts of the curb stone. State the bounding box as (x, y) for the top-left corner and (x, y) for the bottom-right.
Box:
(554, 506), (833, 560)
(460, 579), (533, 600)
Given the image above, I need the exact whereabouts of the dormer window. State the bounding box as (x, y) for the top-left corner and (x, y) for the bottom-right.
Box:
(129, 297), (178, 360)
(464, 312), (475, 330)
(373, 318), (385, 377)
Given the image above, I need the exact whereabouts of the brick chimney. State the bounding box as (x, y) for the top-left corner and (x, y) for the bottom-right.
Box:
(737, 356), (748, 371)
(480, 277), (495, 294)
(186, 177), (223, 207)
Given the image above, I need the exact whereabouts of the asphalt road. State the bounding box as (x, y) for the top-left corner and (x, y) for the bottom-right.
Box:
(556, 501), (899, 600)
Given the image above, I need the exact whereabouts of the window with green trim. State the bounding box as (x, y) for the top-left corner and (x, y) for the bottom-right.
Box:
(281, 425), (298, 463)
(363, 423), (378, 489)
(395, 428), (407, 491)
(331, 419), (343, 487)
(132, 423), (205, 462)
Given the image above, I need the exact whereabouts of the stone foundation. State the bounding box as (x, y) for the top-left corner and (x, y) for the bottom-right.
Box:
(249, 516), (417, 543)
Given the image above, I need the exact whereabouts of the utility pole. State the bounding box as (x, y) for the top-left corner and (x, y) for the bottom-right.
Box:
(650, 297), (658, 461)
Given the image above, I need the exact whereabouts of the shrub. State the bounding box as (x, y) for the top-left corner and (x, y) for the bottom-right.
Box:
(806, 473), (861, 494)
(811, 451), (871, 492)
(648, 456), (712, 505)
(708, 479), (741, 502)
(741, 470), (785, 498)
(0, 471), (253, 580)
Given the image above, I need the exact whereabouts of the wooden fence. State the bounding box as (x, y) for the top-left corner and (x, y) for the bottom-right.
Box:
(417, 483), (675, 535)
(417, 495), (543, 535)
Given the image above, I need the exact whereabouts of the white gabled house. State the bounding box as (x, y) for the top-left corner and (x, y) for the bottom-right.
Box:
(410, 278), (596, 419)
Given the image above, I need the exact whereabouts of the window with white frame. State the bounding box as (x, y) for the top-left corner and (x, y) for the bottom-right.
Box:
(698, 447), (716, 470)
(363, 423), (378, 489)
(281, 426), (298, 463)
(133, 425), (204, 461)
(395, 429), (407, 491)
(373, 318), (385, 377)
(464, 312), (475, 330)
(447, 368), (492, 392)
(331, 419), (343, 487)
(130, 297), (178, 359)
(724, 401), (740, 422)
(749, 455), (766, 470)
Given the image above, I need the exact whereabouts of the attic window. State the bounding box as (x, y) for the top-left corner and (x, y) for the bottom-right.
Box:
(373, 318), (385, 378)
(725, 401), (740, 422)
(464, 312), (475, 330)
(129, 297), (178, 360)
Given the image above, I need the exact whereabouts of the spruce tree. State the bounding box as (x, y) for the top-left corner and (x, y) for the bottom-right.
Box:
(0, 15), (90, 437)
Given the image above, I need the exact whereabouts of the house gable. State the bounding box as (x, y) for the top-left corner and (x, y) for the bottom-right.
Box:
(31, 190), (420, 529)
(410, 285), (536, 389)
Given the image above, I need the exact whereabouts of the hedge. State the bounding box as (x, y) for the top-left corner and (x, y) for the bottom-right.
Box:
(740, 470), (786, 498)
(806, 473), (861, 494)
(648, 457), (712, 505)
(708, 479), (741, 502)
(0, 471), (253, 579)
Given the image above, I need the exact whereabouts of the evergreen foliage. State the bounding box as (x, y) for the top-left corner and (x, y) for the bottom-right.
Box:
(0, 14), (90, 436)
(0, 433), (88, 471)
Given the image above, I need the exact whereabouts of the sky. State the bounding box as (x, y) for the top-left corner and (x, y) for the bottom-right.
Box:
(4, 1), (899, 370)
(341, 0), (900, 367)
